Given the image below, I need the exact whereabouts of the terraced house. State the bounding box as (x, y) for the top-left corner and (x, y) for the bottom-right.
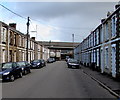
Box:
(0, 21), (50, 63)
(74, 3), (120, 79)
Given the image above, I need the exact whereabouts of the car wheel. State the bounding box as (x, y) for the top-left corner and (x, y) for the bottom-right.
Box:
(19, 72), (23, 78)
(9, 75), (15, 82)
(77, 66), (79, 69)
(24, 70), (27, 75)
(28, 69), (31, 73)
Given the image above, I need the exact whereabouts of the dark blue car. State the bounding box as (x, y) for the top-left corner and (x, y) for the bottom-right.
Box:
(0, 62), (23, 82)
(30, 60), (42, 69)
(47, 58), (55, 63)
(16, 61), (31, 75)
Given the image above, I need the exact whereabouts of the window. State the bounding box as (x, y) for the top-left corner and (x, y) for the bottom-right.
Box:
(2, 49), (6, 63)
(22, 37), (25, 47)
(14, 34), (16, 45)
(97, 49), (99, 66)
(96, 29), (99, 45)
(2, 63), (13, 69)
(9, 31), (13, 45)
(105, 23), (109, 40)
(28, 40), (30, 49)
(33, 42), (34, 50)
(101, 25), (104, 43)
(19, 35), (21, 46)
(93, 32), (96, 46)
(25, 38), (27, 48)
(30, 41), (31, 49)
(112, 16), (116, 37)
(1, 27), (6, 43)
(105, 47), (109, 68)
(9, 50), (12, 62)
(13, 63), (17, 68)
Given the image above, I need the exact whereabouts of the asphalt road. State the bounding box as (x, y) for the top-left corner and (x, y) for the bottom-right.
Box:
(2, 61), (116, 98)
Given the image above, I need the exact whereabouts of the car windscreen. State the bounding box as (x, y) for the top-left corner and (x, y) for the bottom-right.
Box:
(2, 63), (13, 69)
(17, 62), (25, 67)
(31, 60), (39, 63)
(69, 59), (79, 63)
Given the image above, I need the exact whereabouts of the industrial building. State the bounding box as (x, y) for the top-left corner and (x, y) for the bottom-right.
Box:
(38, 41), (79, 60)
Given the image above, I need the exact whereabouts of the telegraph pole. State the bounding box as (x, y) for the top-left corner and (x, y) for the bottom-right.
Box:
(49, 40), (51, 58)
(72, 34), (74, 46)
(72, 34), (74, 58)
(26, 17), (30, 62)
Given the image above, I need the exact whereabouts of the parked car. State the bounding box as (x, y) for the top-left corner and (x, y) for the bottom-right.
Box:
(65, 56), (69, 62)
(67, 59), (80, 69)
(30, 60), (43, 69)
(52, 58), (56, 62)
(66, 58), (72, 64)
(0, 62), (23, 81)
(41, 59), (46, 67)
(47, 58), (55, 63)
(16, 61), (31, 75)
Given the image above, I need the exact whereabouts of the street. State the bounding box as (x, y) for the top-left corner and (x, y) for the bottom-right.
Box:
(2, 61), (116, 98)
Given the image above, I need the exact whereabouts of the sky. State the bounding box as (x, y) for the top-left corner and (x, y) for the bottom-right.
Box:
(0, 1), (119, 42)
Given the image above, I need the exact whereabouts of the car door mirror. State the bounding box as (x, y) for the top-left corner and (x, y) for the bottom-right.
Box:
(16, 66), (19, 68)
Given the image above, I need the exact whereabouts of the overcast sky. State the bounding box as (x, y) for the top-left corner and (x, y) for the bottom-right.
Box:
(0, 1), (118, 42)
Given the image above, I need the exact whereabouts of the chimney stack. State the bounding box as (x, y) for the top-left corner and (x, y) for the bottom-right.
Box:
(101, 18), (106, 23)
(115, 1), (120, 9)
(9, 23), (16, 29)
(31, 37), (35, 40)
(107, 11), (111, 17)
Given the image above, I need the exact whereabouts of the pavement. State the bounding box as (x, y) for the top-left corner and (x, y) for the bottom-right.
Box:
(2, 61), (117, 98)
(81, 65), (120, 97)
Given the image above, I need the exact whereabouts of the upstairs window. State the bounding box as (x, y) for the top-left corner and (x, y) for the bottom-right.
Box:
(100, 25), (104, 43)
(19, 36), (22, 46)
(1, 27), (6, 43)
(105, 23), (109, 41)
(112, 16), (116, 37)
(14, 34), (17, 46)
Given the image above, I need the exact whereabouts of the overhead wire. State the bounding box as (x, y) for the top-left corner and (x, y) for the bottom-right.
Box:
(30, 18), (92, 31)
(0, 3), (88, 42)
(0, 3), (27, 19)
(0, 3), (27, 34)
(0, 3), (91, 31)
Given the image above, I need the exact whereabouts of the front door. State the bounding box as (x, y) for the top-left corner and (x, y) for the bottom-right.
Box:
(111, 46), (116, 78)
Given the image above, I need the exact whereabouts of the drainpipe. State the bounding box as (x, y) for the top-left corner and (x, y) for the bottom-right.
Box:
(7, 27), (10, 62)
(0, 22), (2, 63)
